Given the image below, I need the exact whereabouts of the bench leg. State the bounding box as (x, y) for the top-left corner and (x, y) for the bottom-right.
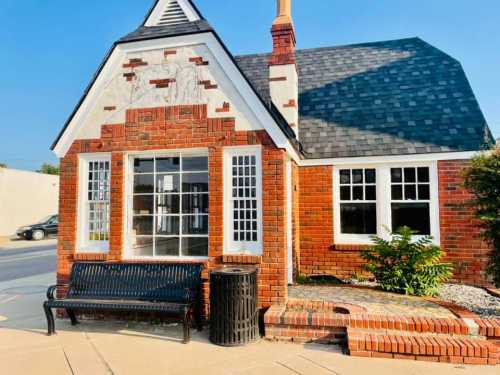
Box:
(195, 307), (203, 332)
(183, 309), (191, 344)
(67, 309), (78, 326)
(43, 302), (55, 336)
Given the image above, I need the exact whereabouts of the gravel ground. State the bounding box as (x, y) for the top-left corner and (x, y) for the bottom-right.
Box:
(438, 284), (500, 318)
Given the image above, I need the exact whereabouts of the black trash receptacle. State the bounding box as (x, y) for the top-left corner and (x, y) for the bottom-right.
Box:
(209, 266), (258, 346)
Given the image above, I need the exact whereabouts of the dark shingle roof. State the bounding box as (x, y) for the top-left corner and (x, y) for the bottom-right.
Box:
(235, 38), (493, 159)
(118, 20), (213, 44)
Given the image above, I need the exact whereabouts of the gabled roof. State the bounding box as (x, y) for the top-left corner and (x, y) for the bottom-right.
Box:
(236, 38), (494, 159)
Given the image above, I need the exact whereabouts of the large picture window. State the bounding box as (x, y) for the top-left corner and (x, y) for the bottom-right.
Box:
(334, 163), (439, 244)
(129, 154), (209, 258)
(78, 154), (111, 252)
(224, 146), (262, 255)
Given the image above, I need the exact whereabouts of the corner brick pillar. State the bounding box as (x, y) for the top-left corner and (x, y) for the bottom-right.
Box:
(269, 0), (299, 138)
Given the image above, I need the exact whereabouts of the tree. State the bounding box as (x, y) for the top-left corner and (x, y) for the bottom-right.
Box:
(463, 146), (500, 287)
(0, 162), (7, 168)
(38, 163), (60, 175)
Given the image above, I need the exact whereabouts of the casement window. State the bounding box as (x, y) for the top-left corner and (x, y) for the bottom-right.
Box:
(78, 154), (111, 252)
(127, 153), (209, 259)
(224, 146), (263, 255)
(334, 163), (439, 244)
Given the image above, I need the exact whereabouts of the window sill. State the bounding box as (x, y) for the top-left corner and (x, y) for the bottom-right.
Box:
(121, 257), (209, 264)
(74, 253), (108, 262)
(333, 244), (372, 251)
(222, 254), (262, 265)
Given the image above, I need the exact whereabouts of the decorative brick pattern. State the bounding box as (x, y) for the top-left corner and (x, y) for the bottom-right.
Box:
(123, 72), (136, 82)
(149, 78), (176, 89)
(269, 76), (287, 82)
(57, 103), (288, 313)
(438, 160), (491, 286)
(122, 58), (148, 69)
(215, 102), (230, 113)
(475, 319), (500, 338)
(189, 56), (209, 66)
(164, 49), (177, 57)
(103, 106), (116, 111)
(283, 99), (296, 108)
(198, 80), (218, 90)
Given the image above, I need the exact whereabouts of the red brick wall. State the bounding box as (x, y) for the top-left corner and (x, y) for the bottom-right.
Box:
(297, 166), (366, 279)
(438, 160), (491, 286)
(295, 162), (492, 286)
(57, 104), (288, 310)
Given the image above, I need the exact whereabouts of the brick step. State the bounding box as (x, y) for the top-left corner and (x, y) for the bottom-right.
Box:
(348, 328), (500, 366)
(475, 319), (500, 338)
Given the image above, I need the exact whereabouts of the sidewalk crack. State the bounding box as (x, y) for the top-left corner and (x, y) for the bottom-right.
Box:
(84, 331), (115, 375)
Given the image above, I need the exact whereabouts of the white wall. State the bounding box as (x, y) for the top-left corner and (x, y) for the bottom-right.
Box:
(0, 168), (59, 237)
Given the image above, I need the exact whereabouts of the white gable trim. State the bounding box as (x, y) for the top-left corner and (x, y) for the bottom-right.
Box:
(53, 32), (301, 162)
(144, 0), (201, 27)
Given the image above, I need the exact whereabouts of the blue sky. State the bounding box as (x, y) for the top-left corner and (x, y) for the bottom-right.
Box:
(0, 0), (498, 171)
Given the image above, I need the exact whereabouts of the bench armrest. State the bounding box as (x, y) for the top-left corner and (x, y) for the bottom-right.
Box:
(46, 284), (69, 300)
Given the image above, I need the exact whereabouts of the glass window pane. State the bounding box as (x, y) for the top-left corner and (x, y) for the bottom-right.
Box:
(352, 169), (363, 184)
(131, 237), (154, 257)
(133, 216), (153, 236)
(182, 215), (209, 235)
(365, 185), (376, 201)
(133, 195), (154, 215)
(156, 194), (180, 214)
(392, 185), (403, 200)
(418, 167), (430, 183)
(418, 184), (430, 200)
(156, 157), (180, 173)
(365, 169), (376, 184)
(391, 203), (430, 235)
(182, 194), (209, 214)
(340, 186), (351, 201)
(156, 237), (179, 256)
(183, 157), (208, 171)
(134, 159), (154, 173)
(182, 173), (209, 193)
(405, 185), (417, 200)
(404, 168), (416, 183)
(339, 170), (350, 184)
(156, 216), (179, 235)
(181, 237), (208, 257)
(156, 174), (180, 193)
(391, 168), (402, 183)
(340, 203), (377, 234)
(134, 174), (154, 194)
(353, 186), (363, 200)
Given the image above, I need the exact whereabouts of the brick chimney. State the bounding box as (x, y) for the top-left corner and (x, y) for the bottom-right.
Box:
(269, 0), (299, 137)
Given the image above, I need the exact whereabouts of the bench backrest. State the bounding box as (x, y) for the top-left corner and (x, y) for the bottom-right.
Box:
(67, 263), (203, 303)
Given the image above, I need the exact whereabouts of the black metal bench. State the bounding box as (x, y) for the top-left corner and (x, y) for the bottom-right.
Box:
(43, 262), (204, 343)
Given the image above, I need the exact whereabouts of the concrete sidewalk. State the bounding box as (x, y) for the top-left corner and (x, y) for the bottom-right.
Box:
(1, 319), (500, 375)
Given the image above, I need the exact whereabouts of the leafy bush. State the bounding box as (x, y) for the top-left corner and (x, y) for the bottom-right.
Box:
(361, 227), (453, 296)
(464, 146), (500, 287)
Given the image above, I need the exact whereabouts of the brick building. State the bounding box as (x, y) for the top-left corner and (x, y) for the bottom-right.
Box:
(51, 0), (495, 310)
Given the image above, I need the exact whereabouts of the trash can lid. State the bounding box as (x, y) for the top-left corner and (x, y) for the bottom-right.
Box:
(211, 266), (257, 275)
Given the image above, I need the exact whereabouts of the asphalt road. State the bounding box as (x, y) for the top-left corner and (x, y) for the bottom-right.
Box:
(0, 243), (56, 283)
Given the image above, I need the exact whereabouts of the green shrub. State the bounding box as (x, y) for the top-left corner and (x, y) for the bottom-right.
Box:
(463, 147), (500, 287)
(361, 227), (453, 296)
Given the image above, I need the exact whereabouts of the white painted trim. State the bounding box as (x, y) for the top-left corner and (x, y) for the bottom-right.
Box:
(77, 153), (112, 253)
(53, 33), (301, 164)
(123, 149), (210, 260)
(223, 145), (263, 255)
(333, 161), (440, 245)
(286, 159), (293, 284)
(144, 0), (201, 27)
(301, 151), (479, 167)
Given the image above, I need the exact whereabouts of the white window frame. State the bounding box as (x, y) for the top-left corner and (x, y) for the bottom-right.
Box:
(123, 148), (210, 261)
(77, 153), (111, 253)
(333, 161), (440, 245)
(223, 145), (263, 255)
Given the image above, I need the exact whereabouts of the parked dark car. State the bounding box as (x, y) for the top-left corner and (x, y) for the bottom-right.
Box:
(16, 215), (59, 241)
